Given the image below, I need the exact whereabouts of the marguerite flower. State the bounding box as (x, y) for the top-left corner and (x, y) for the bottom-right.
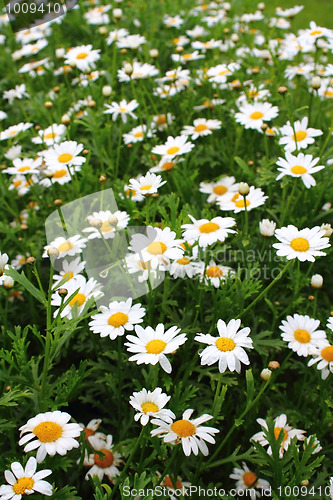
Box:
(251, 414), (306, 458)
(53, 257), (86, 286)
(79, 419), (105, 448)
(0, 122), (33, 141)
(64, 44), (101, 71)
(181, 118), (222, 140)
(199, 176), (239, 203)
(51, 276), (102, 319)
(181, 215), (236, 248)
(43, 235), (87, 259)
(279, 117), (323, 152)
(218, 187), (268, 213)
(327, 317), (333, 332)
(125, 323), (187, 373)
(151, 135), (194, 158)
(195, 319), (253, 373)
(129, 387), (175, 425)
(279, 314), (327, 357)
(235, 102), (279, 131)
(276, 152), (325, 188)
(32, 123), (66, 146)
(151, 409), (219, 456)
(0, 252), (9, 277)
(197, 261), (235, 288)
(0, 457), (52, 499)
(89, 298), (145, 340)
(230, 462), (270, 498)
(84, 434), (122, 482)
(3, 157), (42, 176)
(308, 341), (333, 379)
(42, 141), (86, 170)
(19, 411), (82, 463)
(128, 172), (166, 200)
(273, 225), (330, 262)
(104, 99), (139, 123)
(83, 210), (130, 239)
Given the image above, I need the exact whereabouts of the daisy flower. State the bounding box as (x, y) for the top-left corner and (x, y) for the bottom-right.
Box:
(89, 298), (145, 340)
(129, 226), (183, 269)
(279, 117), (323, 152)
(123, 125), (153, 145)
(84, 434), (122, 482)
(83, 210), (130, 239)
(79, 419), (105, 448)
(0, 252), (9, 276)
(327, 317), (333, 332)
(251, 414), (306, 458)
(308, 341), (333, 379)
(43, 235), (87, 259)
(276, 152), (325, 188)
(128, 172), (166, 200)
(171, 51), (205, 63)
(53, 257), (86, 286)
(152, 113), (174, 131)
(197, 261), (236, 288)
(0, 122), (33, 141)
(206, 63), (239, 83)
(116, 34), (147, 50)
(32, 123), (66, 146)
(3, 157), (42, 176)
(150, 156), (184, 173)
(181, 215), (236, 248)
(151, 135), (194, 158)
(230, 462), (270, 499)
(125, 323), (187, 374)
(151, 409), (219, 456)
(169, 255), (198, 279)
(125, 252), (165, 283)
(280, 314), (327, 357)
(19, 410), (82, 463)
(181, 118), (222, 140)
(218, 187), (268, 213)
(259, 219), (276, 237)
(104, 99), (139, 123)
(273, 225), (330, 262)
(129, 387), (175, 425)
(235, 102), (279, 131)
(199, 176), (239, 203)
(0, 457), (52, 499)
(64, 44), (101, 71)
(195, 319), (253, 373)
(51, 276), (102, 319)
(42, 141), (86, 170)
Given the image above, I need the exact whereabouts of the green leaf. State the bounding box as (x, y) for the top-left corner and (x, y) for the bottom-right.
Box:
(5, 267), (47, 306)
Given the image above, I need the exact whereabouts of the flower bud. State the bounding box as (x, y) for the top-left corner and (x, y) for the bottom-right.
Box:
(278, 86), (288, 95)
(54, 199), (62, 206)
(320, 223), (333, 237)
(55, 47), (65, 58)
(88, 99), (96, 108)
(300, 480), (309, 486)
(58, 288), (68, 297)
(124, 62), (133, 75)
(259, 219), (276, 237)
(260, 368), (272, 381)
(231, 33), (239, 43)
(3, 276), (14, 289)
(268, 360), (280, 370)
(26, 256), (36, 265)
(99, 174), (107, 183)
(238, 182), (250, 196)
(61, 114), (71, 125)
(311, 274), (323, 289)
(113, 8), (123, 19)
(311, 76), (321, 90)
(44, 101), (53, 109)
(149, 48), (159, 58)
(47, 247), (60, 259)
(99, 26), (108, 35)
(258, 2), (265, 9)
(102, 85), (112, 97)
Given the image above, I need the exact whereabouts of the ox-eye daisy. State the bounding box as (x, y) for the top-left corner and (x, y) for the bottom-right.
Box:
(273, 225), (330, 262)
(3, 157), (42, 176)
(42, 141), (86, 170)
(199, 176), (239, 203)
(151, 409), (219, 456)
(279, 117), (323, 152)
(308, 341), (333, 380)
(218, 187), (268, 213)
(43, 235), (87, 259)
(276, 152), (325, 188)
(128, 172), (166, 200)
(104, 99), (139, 123)
(51, 276), (102, 319)
(64, 44), (101, 72)
(235, 102), (279, 131)
(169, 254), (198, 279)
(79, 419), (105, 449)
(0, 122), (33, 141)
(230, 462), (270, 499)
(89, 298), (145, 340)
(83, 210), (130, 239)
(279, 314), (327, 357)
(19, 411), (82, 463)
(0, 457), (52, 499)
(32, 123), (66, 146)
(195, 319), (253, 373)
(53, 257), (86, 286)
(327, 318), (333, 332)
(251, 414), (306, 458)
(198, 261), (235, 288)
(84, 434), (122, 482)
(129, 387), (175, 426)
(181, 118), (222, 140)
(125, 323), (187, 374)
(151, 135), (194, 158)
(181, 215), (236, 248)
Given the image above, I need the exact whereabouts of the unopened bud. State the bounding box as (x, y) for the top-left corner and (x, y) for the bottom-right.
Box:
(258, 2), (265, 10)
(47, 247), (60, 259)
(99, 174), (107, 183)
(176, 45), (184, 53)
(231, 33), (239, 43)
(61, 114), (71, 125)
(308, 295), (315, 301)
(3, 276), (14, 289)
(88, 99), (96, 108)
(278, 86), (288, 95)
(311, 76), (321, 90)
(124, 62), (133, 75)
(26, 256), (36, 265)
(58, 288), (68, 297)
(99, 26), (108, 35)
(320, 223), (333, 237)
(311, 274), (323, 289)
(102, 85), (112, 97)
(82, 149), (89, 155)
(268, 360), (280, 370)
(238, 182), (250, 196)
(149, 48), (159, 58)
(54, 199), (62, 206)
(113, 8), (123, 19)
(88, 217), (103, 228)
(300, 480), (309, 487)
(55, 47), (65, 58)
(53, 86), (60, 93)
(260, 368), (272, 381)
(44, 101), (53, 109)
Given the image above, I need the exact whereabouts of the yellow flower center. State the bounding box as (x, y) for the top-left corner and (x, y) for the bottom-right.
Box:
(177, 257), (190, 265)
(182, 54), (193, 59)
(274, 427), (288, 442)
(108, 312), (128, 327)
(294, 329), (311, 343)
(119, 107), (127, 112)
(324, 90), (333, 97)
(235, 199), (250, 208)
(44, 132), (57, 139)
(291, 165), (307, 174)
(58, 241), (74, 253)
(69, 293), (86, 307)
(9, 129), (18, 135)
(58, 153), (73, 163)
(294, 131), (307, 142)
(243, 471), (258, 488)
(13, 477), (35, 495)
(171, 419), (196, 437)
(140, 184), (152, 191)
(290, 237), (310, 252)
(321, 345), (333, 362)
(76, 52), (88, 59)
(161, 161), (175, 171)
(250, 111), (264, 120)
(138, 260), (149, 270)
(18, 166), (31, 172)
(206, 266), (223, 278)
(218, 69), (229, 76)
(145, 339), (166, 354)
(146, 241), (167, 255)
(33, 421), (63, 442)
(141, 402), (159, 414)
(100, 221), (115, 233)
(166, 146), (180, 155)
(310, 30), (322, 36)
(213, 185), (227, 195)
(157, 115), (167, 124)
(134, 131), (143, 138)
(248, 90), (259, 98)
(94, 449), (114, 468)
(53, 169), (68, 178)
(194, 124), (208, 132)
(216, 337), (236, 351)
(199, 222), (219, 233)
(63, 271), (74, 281)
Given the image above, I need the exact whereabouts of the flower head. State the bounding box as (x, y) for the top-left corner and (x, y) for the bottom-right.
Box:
(273, 225), (330, 262)
(0, 457), (52, 499)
